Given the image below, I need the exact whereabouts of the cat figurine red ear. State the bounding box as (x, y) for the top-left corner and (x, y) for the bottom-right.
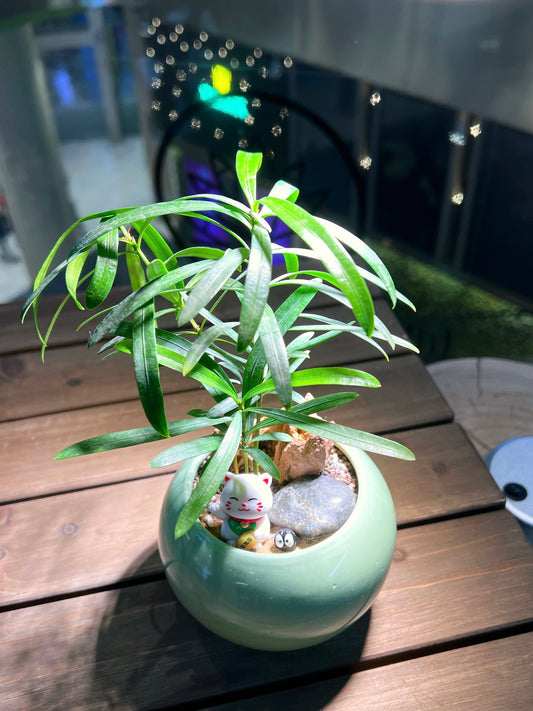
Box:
(213, 473), (273, 548)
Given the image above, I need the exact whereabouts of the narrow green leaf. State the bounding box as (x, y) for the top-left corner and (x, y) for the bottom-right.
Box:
(157, 345), (239, 401)
(125, 242), (147, 291)
(174, 246), (225, 260)
(249, 433), (294, 444)
(146, 258), (167, 281)
(65, 251), (90, 309)
(235, 150), (263, 208)
(132, 301), (168, 436)
(69, 198), (253, 257)
(85, 230), (119, 308)
(259, 180), (299, 217)
(88, 260), (212, 346)
(251, 408), (416, 460)
(242, 285), (316, 396)
(173, 411), (243, 538)
(257, 304), (292, 409)
(283, 251), (299, 275)
(151, 434), (223, 468)
(243, 446), (281, 480)
(237, 224), (272, 351)
(182, 321), (239, 376)
(317, 217), (397, 307)
(177, 249), (245, 327)
(291, 392), (358, 416)
(261, 197), (375, 336)
(131, 220), (177, 269)
(21, 207), (126, 323)
(246, 366), (379, 402)
(113, 323), (239, 403)
(207, 397), (239, 418)
(54, 415), (230, 458)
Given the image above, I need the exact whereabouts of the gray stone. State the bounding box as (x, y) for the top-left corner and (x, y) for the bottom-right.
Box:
(270, 474), (357, 538)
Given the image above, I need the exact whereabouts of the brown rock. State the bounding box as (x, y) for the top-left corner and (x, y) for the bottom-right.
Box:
(271, 424), (334, 483)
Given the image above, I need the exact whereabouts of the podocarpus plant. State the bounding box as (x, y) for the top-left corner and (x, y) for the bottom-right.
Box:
(22, 150), (416, 539)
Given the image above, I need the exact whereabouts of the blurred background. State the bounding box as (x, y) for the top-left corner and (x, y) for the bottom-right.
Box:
(1, 0), (533, 364)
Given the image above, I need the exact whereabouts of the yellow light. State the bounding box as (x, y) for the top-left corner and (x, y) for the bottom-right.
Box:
(211, 64), (232, 95)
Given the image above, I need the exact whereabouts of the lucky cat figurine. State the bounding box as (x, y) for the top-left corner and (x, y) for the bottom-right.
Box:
(210, 472), (273, 547)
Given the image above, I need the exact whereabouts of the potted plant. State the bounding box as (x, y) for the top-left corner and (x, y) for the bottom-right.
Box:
(22, 150), (417, 651)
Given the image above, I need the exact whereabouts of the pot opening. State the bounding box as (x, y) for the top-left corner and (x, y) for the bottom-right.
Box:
(199, 444), (360, 555)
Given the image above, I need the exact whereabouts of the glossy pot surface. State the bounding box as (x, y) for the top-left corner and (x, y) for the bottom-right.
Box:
(159, 445), (396, 651)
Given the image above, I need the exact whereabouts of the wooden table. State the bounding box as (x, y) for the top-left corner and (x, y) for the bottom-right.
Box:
(1, 290), (533, 710)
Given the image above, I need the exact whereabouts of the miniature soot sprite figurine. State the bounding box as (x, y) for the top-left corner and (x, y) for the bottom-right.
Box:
(210, 472), (273, 549)
(274, 528), (298, 551)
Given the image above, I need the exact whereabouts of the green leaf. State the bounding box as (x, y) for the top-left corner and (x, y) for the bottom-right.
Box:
(249, 432), (294, 444)
(261, 197), (375, 336)
(237, 224), (272, 351)
(317, 217), (397, 307)
(242, 285), (316, 396)
(87, 260), (212, 346)
(85, 230), (119, 309)
(21, 207), (125, 323)
(260, 180), (299, 217)
(235, 150), (263, 208)
(174, 246), (225, 260)
(132, 301), (168, 437)
(65, 251), (90, 309)
(151, 434), (223, 468)
(125, 242), (147, 291)
(251, 408), (416, 460)
(245, 366), (380, 401)
(182, 321), (239, 376)
(173, 411), (243, 538)
(131, 220), (177, 269)
(177, 248), (245, 327)
(69, 198), (252, 256)
(291, 392), (358, 416)
(155, 330), (239, 402)
(257, 304), (292, 409)
(54, 415), (230, 458)
(243, 446), (281, 480)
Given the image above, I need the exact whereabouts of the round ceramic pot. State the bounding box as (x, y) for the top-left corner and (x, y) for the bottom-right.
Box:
(158, 445), (396, 651)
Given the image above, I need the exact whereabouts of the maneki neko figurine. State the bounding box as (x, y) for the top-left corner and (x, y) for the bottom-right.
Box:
(210, 472), (273, 549)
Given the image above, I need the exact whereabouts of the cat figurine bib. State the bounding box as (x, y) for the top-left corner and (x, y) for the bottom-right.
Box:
(213, 472), (273, 547)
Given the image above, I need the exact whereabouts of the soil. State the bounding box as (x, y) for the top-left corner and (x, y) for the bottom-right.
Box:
(199, 446), (358, 554)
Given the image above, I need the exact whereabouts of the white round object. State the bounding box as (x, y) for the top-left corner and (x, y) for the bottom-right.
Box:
(487, 437), (533, 527)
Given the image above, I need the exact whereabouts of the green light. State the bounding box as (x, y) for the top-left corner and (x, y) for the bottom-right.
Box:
(197, 83), (249, 120)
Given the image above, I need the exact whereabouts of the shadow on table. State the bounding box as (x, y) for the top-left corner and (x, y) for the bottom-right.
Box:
(93, 548), (371, 710)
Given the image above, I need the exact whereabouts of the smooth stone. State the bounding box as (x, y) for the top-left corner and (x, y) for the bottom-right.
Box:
(270, 474), (357, 538)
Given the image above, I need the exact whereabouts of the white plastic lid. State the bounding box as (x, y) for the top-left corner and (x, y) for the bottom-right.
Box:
(487, 437), (533, 526)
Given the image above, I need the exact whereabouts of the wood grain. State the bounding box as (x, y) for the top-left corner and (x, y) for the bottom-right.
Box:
(0, 357), (452, 502)
(1, 306), (414, 423)
(0, 343), (194, 422)
(0, 390), (214, 503)
(1, 510), (531, 709)
(379, 422), (504, 525)
(205, 632), (533, 710)
(1, 425), (505, 606)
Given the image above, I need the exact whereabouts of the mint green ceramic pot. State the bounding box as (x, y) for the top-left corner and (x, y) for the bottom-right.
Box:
(158, 445), (396, 651)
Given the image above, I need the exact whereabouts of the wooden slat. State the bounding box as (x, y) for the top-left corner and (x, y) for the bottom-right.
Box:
(2, 287), (409, 356)
(1, 303), (414, 423)
(0, 357), (451, 502)
(0, 424), (504, 605)
(206, 632), (533, 710)
(0, 390), (214, 503)
(1, 510), (532, 709)
(0, 343), (194, 422)
(312, 354), (453, 433)
(379, 422), (504, 525)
